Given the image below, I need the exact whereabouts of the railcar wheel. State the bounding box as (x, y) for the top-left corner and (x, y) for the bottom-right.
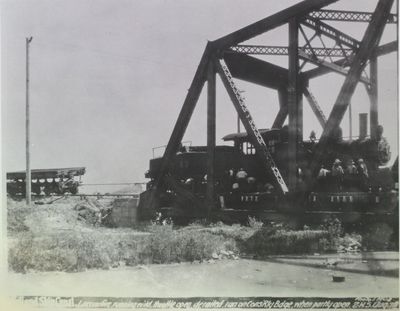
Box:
(44, 186), (52, 196)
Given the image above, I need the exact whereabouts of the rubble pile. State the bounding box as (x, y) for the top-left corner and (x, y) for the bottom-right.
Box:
(337, 234), (362, 253)
(74, 198), (113, 226)
(209, 250), (239, 262)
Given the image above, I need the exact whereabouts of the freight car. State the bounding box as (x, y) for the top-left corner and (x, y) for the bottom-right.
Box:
(6, 167), (86, 196)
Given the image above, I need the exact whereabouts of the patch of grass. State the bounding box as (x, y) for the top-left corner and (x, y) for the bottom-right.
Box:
(143, 223), (236, 263)
(243, 225), (329, 256)
(7, 207), (30, 234)
(362, 222), (394, 251)
(8, 224), (237, 273)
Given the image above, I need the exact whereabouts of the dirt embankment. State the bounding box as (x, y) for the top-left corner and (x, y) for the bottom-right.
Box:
(7, 196), (383, 274)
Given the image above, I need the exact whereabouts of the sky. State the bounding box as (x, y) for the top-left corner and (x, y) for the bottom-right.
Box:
(1, 0), (398, 188)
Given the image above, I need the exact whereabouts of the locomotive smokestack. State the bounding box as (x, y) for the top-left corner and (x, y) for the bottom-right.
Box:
(359, 113), (368, 140)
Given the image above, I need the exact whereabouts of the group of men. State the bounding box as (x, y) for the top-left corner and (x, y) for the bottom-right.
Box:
(318, 158), (369, 191)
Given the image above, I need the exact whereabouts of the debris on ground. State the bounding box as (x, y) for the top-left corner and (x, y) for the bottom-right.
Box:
(337, 234), (362, 253)
(324, 258), (340, 269)
(210, 250), (239, 261)
(73, 197), (113, 226)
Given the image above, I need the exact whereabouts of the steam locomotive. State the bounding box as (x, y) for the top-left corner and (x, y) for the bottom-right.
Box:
(141, 125), (397, 226)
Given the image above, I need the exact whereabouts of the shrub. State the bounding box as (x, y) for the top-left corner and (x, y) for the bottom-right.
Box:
(142, 224), (233, 263)
(362, 222), (393, 251)
(243, 226), (328, 256)
(318, 217), (344, 251)
(8, 224), (237, 273)
(7, 208), (30, 233)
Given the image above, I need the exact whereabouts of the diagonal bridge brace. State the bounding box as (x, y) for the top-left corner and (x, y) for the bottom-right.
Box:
(215, 58), (289, 195)
(298, 50), (370, 84)
(303, 40), (398, 80)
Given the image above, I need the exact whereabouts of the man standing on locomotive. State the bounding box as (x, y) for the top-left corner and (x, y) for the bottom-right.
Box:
(357, 158), (369, 191)
(331, 159), (344, 191)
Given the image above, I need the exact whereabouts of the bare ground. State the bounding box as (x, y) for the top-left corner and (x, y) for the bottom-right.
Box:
(5, 253), (398, 298)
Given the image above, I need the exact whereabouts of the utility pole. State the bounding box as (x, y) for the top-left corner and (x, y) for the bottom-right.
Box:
(26, 36), (33, 206)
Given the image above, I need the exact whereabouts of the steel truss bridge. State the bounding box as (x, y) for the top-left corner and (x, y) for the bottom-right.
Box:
(148, 0), (397, 211)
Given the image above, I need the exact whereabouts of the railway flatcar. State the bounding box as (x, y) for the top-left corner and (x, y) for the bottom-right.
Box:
(6, 167), (86, 196)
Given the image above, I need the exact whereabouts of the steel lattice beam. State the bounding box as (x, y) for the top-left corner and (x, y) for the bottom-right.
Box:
(229, 41), (397, 69)
(309, 9), (397, 23)
(301, 16), (361, 49)
(229, 45), (353, 57)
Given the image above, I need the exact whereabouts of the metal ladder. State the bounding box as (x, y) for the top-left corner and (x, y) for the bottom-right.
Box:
(217, 59), (289, 194)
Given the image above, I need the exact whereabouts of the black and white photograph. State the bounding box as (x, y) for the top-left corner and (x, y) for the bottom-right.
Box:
(1, 0), (399, 310)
